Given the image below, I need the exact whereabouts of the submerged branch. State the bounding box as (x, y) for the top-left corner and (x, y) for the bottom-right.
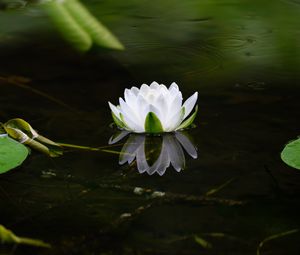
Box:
(76, 183), (245, 206)
(205, 177), (236, 196)
(0, 75), (77, 113)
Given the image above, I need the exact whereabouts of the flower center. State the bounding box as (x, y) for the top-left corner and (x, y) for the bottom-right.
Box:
(146, 93), (156, 103)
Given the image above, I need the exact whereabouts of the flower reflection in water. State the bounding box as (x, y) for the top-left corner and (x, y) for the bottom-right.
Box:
(109, 132), (197, 176)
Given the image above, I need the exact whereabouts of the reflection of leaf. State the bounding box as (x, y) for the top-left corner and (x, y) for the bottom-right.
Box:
(0, 224), (51, 248)
(0, 135), (29, 174)
(194, 235), (212, 249)
(281, 138), (300, 170)
(257, 229), (299, 255)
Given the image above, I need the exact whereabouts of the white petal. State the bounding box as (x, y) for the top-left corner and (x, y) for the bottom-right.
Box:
(167, 92), (182, 121)
(169, 82), (179, 91)
(124, 89), (139, 116)
(140, 84), (150, 96)
(159, 84), (168, 95)
(153, 94), (168, 125)
(166, 107), (184, 131)
(149, 81), (159, 90)
(131, 86), (140, 96)
(137, 94), (149, 121)
(121, 112), (144, 132)
(119, 98), (143, 128)
(108, 102), (121, 120)
(182, 92), (198, 119)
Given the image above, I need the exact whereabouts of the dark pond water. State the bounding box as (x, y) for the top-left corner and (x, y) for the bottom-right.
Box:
(1, 0), (300, 254)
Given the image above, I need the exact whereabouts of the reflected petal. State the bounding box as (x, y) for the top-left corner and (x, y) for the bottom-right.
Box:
(119, 135), (144, 164)
(110, 131), (197, 176)
(164, 135), (185, 172)
(109, 131), (130, 144)
(175, 132), (198, 159)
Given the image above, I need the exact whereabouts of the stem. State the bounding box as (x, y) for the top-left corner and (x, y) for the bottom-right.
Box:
(58, 142), (133, 156)
(18, 237), (51, 248)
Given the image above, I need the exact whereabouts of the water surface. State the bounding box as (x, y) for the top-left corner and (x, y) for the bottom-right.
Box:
(0, 0), (300, 254)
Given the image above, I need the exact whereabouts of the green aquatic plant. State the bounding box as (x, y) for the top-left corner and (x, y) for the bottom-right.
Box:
(0, 118), (62, 174)
(42, 0), (124, 51)
(0, 134), (29, 174)
(281, 137), (300, 170)
(0, 224), (50, 248)
(3, 118), (62, 157)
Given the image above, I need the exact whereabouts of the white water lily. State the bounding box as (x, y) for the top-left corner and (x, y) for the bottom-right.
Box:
(108, 82), (198, 133)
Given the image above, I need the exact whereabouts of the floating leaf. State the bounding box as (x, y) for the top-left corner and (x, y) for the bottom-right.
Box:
(0, 135), (29, 174)
(281, 137), (300, 170)
(144, 112), (164, 133)
(0, 224), (51, 248)
(64, 0), (124, 50)
(43, 0), (92, 51)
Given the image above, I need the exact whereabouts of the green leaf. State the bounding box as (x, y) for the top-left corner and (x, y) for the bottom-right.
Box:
(3, 118), (62, 157)
(0, 224), (51, 248)
(4, 118), (37, 138)
(43, 0), (92, 52)
(176, 105), (198, 130)
(63, 0), (124, 50)
(144, 112), (163, 133)
(0, 135), (29, 174)
(281, 138), (300, 170)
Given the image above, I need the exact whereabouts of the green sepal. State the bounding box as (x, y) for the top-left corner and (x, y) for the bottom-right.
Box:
(144, 112), (164, 133)
(111, 111), (125, 129)
(176, 105), (198, 130)
(119, 113), (131, 130)
(281, 137), (300, 170)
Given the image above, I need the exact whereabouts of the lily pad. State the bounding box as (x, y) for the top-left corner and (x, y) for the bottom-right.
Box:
(0, 135), (29, 174)
(281, 138), (300, 170)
